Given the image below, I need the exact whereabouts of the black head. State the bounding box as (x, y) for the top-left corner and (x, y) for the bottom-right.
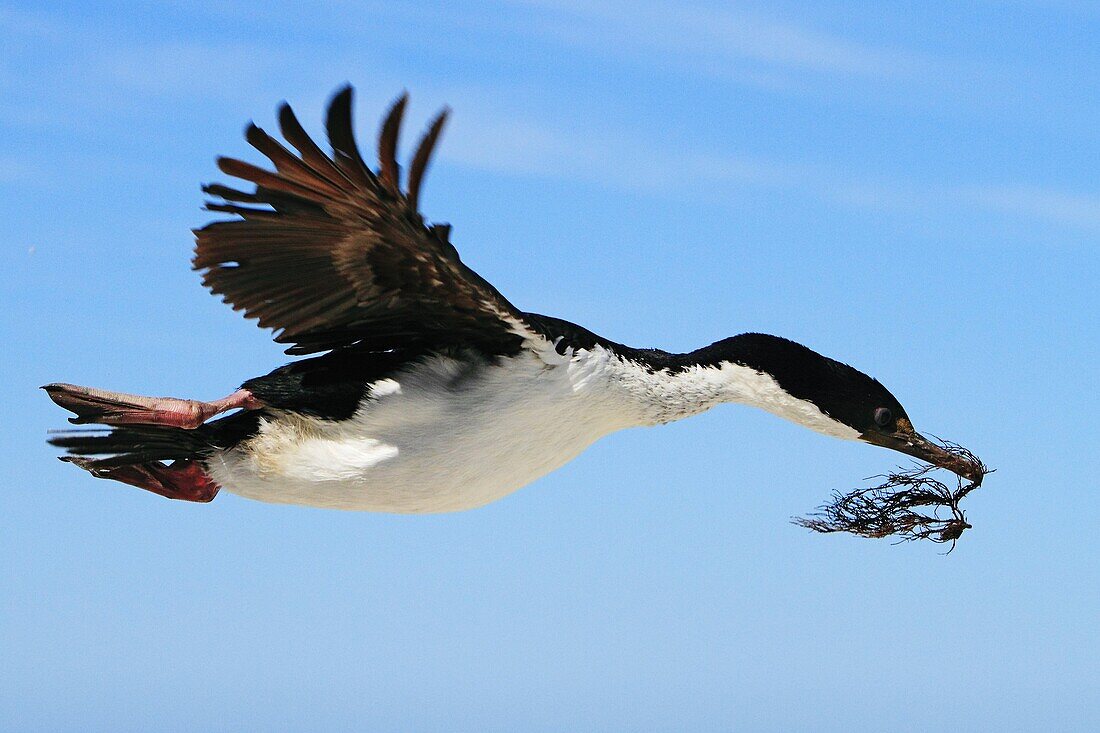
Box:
(694, 333), (983, 482)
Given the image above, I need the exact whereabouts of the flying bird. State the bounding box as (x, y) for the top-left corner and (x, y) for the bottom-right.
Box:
(46, 86), (982, 513)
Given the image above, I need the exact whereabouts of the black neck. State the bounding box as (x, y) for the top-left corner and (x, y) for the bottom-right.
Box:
(523, 314), (860, 405)
(676, 333), (831, 375)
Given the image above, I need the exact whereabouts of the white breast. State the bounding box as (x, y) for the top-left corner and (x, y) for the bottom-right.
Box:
(205, 345), (643, 513)
(204, 335), (860, 512)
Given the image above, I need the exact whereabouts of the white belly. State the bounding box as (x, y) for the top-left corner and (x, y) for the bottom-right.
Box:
(204, 349), (639, 512)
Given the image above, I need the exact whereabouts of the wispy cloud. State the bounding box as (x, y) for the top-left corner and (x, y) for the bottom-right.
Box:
(437, 92), (805, 192)
(0, 157), (29, 185)
(0, 5), (67, 41)
(960, 185), (1100, 231)
(101, 41), (273, 98)
(441, 103), (1100, 233)
(985, 0), (1100, 14)
(508, 0), (930, 83)
(0, 9), (278, 127)
(3, 2), (1096, 236)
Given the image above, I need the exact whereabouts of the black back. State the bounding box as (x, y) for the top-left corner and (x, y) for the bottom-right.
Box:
(241, 346), (433, 421)
(239, 316), (903, 438)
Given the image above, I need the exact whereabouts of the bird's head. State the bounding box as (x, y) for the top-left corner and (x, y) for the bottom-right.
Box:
(709, 334), (984, 482)
(805, 365), (984, 483)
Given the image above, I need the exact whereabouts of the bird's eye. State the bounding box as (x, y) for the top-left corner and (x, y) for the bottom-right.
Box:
(873, 407), (894, 428)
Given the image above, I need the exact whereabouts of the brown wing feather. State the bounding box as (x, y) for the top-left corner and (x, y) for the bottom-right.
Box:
(324, 86), (374, 188)
(377, 94), (408, 193)
(408, 109), (449, 212)
(193, 85), (534, 356)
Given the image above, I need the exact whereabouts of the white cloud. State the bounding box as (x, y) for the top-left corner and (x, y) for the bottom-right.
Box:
(102, 41), (273, 98)
(508, 0), (929, 80)
(3, 2), (1095, 235)
(0, 157), (28, 184)
(440, 103), (1100, 233)
(960, 185), (1100, 231)
(439, 100), (805, 194)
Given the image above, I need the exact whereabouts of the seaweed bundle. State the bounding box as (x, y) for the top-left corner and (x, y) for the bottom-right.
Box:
(794, 440), (990, 551)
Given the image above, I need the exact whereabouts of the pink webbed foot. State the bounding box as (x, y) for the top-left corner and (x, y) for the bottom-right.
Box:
(43, 384), (262, 429)
(63, 458), (220, 502)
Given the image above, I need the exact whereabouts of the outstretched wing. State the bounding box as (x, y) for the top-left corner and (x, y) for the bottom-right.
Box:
(194, 85), (535, 356)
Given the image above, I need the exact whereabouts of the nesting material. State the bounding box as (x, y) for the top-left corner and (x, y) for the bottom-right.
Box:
(794, 441), (990, 551)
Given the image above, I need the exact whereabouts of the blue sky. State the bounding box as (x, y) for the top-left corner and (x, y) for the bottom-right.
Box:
(2, 1), (1098, 730)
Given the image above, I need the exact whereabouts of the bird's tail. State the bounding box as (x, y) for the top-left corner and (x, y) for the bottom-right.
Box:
(47, 424), (224, 502)
(48, 423), (219, 466)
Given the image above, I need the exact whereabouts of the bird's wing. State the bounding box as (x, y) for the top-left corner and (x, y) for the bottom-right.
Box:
(193, 86), (540, 356)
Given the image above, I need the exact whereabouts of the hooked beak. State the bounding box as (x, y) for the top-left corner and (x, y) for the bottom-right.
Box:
(861, 417), (985, 483)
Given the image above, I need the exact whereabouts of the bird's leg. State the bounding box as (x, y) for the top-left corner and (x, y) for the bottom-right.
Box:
(63, 457), (220, 502)
(43, 383), (263, 429)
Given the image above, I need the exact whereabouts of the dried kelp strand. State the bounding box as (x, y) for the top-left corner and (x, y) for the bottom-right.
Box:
(793, 439), (991, 552)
